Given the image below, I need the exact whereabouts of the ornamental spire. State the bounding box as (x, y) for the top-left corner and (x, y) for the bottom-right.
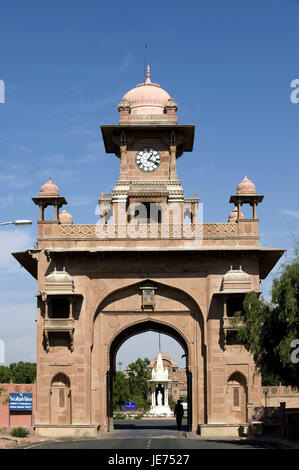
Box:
(145, 64), (151, 84)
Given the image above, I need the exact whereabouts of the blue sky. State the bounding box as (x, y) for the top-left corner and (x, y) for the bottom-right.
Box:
(0, 0), (298, 367)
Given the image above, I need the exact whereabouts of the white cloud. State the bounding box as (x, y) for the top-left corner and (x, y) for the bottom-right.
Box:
(119, 51), (132, 71)
(0, 301), (36, 364)
(69, 125), (96, 137)
(76, 141), (104, 163)
(2, 143), (32, 153)
(35, 168), (79, 184)
(19, 145), (32, 153)
(0, 163), (32, 188)
(40, 153), (66, 164)
(0, 229), (34, 274)
(70, 194), (97, 207)
(0, 229), (36, 363)
(0, 194), (14, 207)
(280, 209), (299, 219)
(260, 230), (299, 237)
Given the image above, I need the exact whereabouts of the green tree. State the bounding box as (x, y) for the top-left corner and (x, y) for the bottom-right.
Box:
(168, 394), (176, 411)
(234, 246), (299, 387)
(0, 366), (11, 383)
(113, 372), (131, 410)
(9, 362), (36, 384)
(127, 358), (151, 409)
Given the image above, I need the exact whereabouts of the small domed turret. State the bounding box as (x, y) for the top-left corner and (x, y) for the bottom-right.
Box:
(237, 176), (256, 195)
(59, 209), (73, 225)
(40, 177), (59, 197)
(228, 207), (244, 222)
(221, 266), (252, 291)
(44, 267), (74, 293)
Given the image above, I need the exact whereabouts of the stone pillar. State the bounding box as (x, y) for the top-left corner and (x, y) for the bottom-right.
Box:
(45, 299), (49, 319)
(69, 297), (73, 319)
(119, 144), (128, 180)
(191, 202), (196, 224)
(252, 203), (257, 219)
(223, 296), (227, 318)
(169, 145), (177, 180)
(54, 204), (59, 222)
(247, 402), (253, 436)
(237, 202), (241, 219)
(152, 385), (155, 407)
(165, 384), (168, 407)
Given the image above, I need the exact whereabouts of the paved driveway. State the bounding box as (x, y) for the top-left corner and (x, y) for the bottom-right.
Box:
(18, 419), (290, 449)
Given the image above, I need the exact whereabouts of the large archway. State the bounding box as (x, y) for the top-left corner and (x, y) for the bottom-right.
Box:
(107, 319), (192, 431)
(91, 279), (207, 433)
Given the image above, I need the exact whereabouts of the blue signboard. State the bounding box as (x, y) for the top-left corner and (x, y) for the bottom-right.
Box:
(125, 401), (136, 411)
(9, 393), (32, 411)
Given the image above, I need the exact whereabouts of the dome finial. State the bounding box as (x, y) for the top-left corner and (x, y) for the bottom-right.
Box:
(237, 176), (256, 195)
(145, 64), (151, 84)
(40, 176), (59, 197)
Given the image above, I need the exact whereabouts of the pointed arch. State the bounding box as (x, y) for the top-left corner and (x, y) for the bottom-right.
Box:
(107, 317), (191, 371)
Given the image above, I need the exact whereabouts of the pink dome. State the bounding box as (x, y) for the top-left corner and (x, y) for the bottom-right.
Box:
(118, 65), (177, 117)
(40, 177), (59, 197)
(228, 207), (244, 222)
(59, 209), (73, 224)
(237, 176), (256, 195)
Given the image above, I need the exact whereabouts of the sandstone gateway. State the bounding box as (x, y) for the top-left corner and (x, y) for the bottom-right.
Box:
(13, 67), (284, 438)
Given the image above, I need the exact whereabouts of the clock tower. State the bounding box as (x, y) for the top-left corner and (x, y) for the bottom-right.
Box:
(15, 64), (285, 438)
(100, 65), (199, 227)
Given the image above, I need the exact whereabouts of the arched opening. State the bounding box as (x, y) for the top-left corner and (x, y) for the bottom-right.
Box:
(91, 279), (207, 433)
(50, 373), (71, 425)
(107, 320), (192, 432)
(115, 332), (187, 420)
(226, 372), (248, 424)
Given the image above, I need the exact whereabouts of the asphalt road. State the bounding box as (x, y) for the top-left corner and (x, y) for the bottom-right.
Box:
(18, 419), (289, 450)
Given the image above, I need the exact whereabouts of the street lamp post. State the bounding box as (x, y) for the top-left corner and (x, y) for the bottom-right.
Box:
(0, 220), (32, 226)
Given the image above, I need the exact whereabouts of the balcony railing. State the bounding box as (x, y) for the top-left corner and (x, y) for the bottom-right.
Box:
(43, 318), (75, 352)
(44, 318), (75, 330)
(57, 223), (238, 240)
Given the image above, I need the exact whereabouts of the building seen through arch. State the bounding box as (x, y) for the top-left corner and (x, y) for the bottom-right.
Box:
(13, 66), (284, 438)
(122, 350), (187, 414)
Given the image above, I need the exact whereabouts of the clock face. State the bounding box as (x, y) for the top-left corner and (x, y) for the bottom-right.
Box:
(135, 147), (161, 172)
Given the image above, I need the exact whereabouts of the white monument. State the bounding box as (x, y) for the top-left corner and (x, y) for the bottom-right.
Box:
(147, 353), (173, 417)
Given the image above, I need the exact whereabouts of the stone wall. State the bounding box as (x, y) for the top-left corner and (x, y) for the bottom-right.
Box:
(261, 386), (299, 408)
(0, 383), (36, 427)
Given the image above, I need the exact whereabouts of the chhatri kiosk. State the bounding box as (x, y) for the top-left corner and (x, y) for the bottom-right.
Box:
(148, 352), (173, 417)
(13, 66), (284, 437)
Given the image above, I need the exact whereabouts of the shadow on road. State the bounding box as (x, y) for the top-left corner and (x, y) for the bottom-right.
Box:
(113, 418), (188, 432)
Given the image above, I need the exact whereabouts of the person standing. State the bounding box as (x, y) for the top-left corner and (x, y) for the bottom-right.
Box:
(174, 399), (184, 430)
